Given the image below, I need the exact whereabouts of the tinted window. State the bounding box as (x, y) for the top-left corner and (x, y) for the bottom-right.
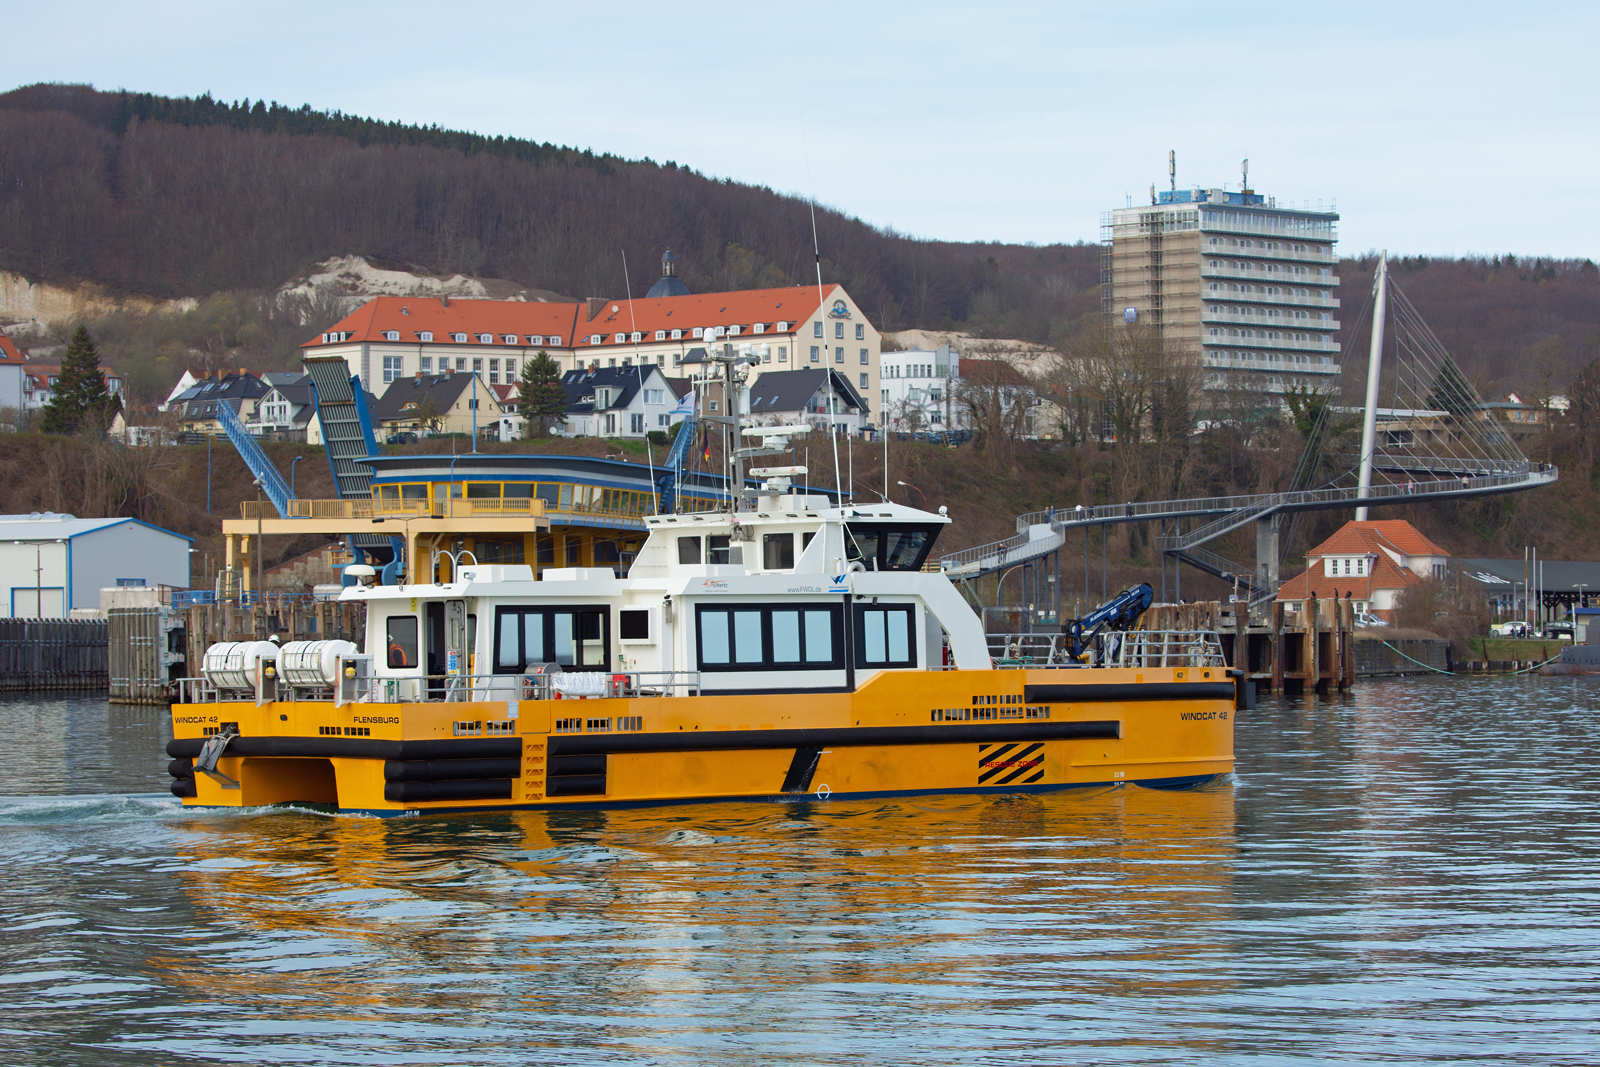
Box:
(492, 606), (608, 673)
(855, 605), (915, 668)
(386, 616), (418, 669)
(696, 604), (843, 673)
(844, 524), (940, 572)
(678, 536), (702, 564)
(708, 535), (731, 565)
(619, 609), (649, 641)
(763, 533), (794, 570)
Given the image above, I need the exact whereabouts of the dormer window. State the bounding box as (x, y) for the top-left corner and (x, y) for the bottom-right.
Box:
(655, 330), (666, 341)
(548, 336), (561, 346)
(383, 330), (400, 342)
(452, 333), (468, 343)
(776, 320), (789, 331)
(670, 329), (682, 340)
(590, 334), (602, 344)
(418, 331), (433, 342)
(753, 323), (765, 334)
(630, 332), (643, 343)
(728, 325), (741, 337)
(692, 327), (704, 339)
(478, 333), (493, 344)
(503, 334), (518, 344)
(614, 333), (626, 343)
(529, 335), (544, 345)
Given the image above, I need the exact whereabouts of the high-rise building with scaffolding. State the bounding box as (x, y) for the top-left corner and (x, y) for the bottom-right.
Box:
(1102, 166), (1342, 399)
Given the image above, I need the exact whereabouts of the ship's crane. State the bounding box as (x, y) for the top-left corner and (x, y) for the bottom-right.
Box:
(1063, 584), (1154, 660)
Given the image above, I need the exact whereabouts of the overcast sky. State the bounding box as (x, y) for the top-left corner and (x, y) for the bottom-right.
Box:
(11, 1), (1597, 258)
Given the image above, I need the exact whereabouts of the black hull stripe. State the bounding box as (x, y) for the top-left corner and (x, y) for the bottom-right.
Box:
(1025, 682), (1235, 703)
(383, 758), (522, 782)
(166, 736), (523, 760)
(549, 720), (1119, 757)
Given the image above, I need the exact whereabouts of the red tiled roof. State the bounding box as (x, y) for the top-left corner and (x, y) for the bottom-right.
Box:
(1277, 549), (1421, 601)
(0, 337), (24, 364)
(300, 285), (841, 352)
(1305, 520), (1448, 560)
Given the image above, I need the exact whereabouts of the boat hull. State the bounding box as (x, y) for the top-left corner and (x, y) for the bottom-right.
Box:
(167, 666), (1236, 814)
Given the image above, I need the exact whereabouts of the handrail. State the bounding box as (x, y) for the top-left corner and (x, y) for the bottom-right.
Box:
(941, 465), (1559, 577)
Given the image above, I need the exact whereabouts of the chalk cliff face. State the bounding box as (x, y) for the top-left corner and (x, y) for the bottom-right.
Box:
(0, 256), (565, 330)
(0, 270), (195, 325)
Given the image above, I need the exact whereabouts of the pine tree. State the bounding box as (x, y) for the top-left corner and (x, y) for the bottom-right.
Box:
(39, 324), (121, 435)
(517, 352), (567, 438)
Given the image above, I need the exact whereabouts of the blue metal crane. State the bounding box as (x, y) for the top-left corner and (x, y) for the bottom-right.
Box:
(1063, 583), (1154, 660)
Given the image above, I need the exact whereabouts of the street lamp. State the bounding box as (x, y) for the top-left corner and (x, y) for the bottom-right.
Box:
(1575, 582), (1589, 608)
(896, 480), (927, 507)
(290, 455), (303, 496)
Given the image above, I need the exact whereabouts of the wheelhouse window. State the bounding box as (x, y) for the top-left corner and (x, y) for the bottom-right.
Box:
(493, 606), (609, 673)
(386, 616), (419, 669)
(708, 535), (732, 565)
(844, 524), (940, 571)
(763, 532), (794, 570)
(696, 604), (843, 672)
(678, 536), (702, 564)
(854, 605), (916, 668)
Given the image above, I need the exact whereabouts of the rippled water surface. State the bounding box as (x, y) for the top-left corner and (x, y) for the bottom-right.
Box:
(3, 678), (1600, 1065)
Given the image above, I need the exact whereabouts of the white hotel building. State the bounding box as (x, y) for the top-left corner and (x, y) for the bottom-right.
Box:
(1106, 187), (1341, 397)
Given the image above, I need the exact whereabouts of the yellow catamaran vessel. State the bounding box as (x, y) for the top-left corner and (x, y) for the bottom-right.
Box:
(167, 351), (1237, 814)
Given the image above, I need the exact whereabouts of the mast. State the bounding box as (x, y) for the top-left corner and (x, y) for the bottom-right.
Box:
(1355, 251), (1389, 521)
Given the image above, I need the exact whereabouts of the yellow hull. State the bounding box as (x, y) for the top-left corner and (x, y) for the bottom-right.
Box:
(167, 666), (1236, 814)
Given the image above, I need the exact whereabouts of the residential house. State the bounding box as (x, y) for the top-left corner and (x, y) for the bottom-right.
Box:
(22, 362), (125, 413)
(746, 368), (869, 436)
(1276, 519), (1450, 622)
(158, 369), (202, 412)
(560, 365), (683, 438)
(171, 372), (270, 433)
(0, 336), (26, 413)
(250, 372), (318, 441)
(371, 371), (495, 438)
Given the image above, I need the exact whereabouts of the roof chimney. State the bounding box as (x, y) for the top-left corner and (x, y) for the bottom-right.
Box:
(439, 295), (450, 309)
(587, 297), (607, 321)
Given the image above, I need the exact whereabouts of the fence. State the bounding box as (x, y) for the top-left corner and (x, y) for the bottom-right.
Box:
(0, 618), (108, 691)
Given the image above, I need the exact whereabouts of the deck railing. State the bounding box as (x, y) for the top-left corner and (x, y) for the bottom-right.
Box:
(987, 629), (1227, 670)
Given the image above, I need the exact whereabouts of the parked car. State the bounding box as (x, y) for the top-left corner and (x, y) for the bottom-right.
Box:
(1543, 622), (1575, 640)
(1491, 621), (1533, 638)
(386, 431), (418, 444)
(1353, 610), (1388, 628)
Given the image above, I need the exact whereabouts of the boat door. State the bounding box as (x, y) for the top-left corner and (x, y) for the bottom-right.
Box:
(425, 599), (468, 700)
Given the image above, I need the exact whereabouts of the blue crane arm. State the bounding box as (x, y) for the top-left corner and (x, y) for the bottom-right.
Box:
(1063, 584), (1154, 658)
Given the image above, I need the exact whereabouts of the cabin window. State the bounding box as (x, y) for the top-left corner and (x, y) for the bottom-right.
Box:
(535, 483), (561, 508)
(536, 537), (556, 565)
(386, 616), (419, 669)
(504, 483), (534, 498)
(695, 604), (842, 672)
(466, 482), (501, 499)
(844, 523), (939, 571)
(678, 536), (702, 564)
(474, 539), (524, 564)
(854, 605), (915, 668)
(493, 606), (609, 673)
(708, 535), (732, 565)
(763, 533), (794, 570)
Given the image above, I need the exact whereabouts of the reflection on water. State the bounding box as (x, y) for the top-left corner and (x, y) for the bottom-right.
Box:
(2, 677), (1599, 1064)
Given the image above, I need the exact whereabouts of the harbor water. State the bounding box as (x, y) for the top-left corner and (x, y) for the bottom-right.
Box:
(2, 678), (1598, 1065)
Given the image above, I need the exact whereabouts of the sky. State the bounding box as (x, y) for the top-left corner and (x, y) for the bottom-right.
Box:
(9, 1), (1599, 258)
